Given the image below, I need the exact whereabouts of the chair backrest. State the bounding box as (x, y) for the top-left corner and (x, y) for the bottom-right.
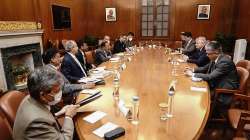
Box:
(85, 51), (95, 64)
(0, 91), (26, 127)
(236, 60), (250, 72)
(0, 111), (12, 140)
(237, 67), (249, 92)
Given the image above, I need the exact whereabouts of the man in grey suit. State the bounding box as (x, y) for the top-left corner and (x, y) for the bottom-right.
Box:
(95, 41), (112, 65)
(13, 67), (79, 140)
(180, 32), (196, 57)
(187, 41), (239, 116)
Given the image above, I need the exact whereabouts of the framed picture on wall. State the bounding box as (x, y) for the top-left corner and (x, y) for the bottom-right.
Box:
(105, 8), (116, 21)
(197, 4), (210, 20)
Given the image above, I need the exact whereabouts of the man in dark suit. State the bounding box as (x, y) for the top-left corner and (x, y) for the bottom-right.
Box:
(187, 36), (210, 67)
(191, 41), (239, 116)
(13, 67), (79, 140)
(180, 32), (196, 57)
(125, 32), (134, 48)
(95, 41), (112, 65)
(42, 48), (95, 104)
(61, 40), (87, 83)
(113, 34), (126, 54)
(76, 40), (95, 71)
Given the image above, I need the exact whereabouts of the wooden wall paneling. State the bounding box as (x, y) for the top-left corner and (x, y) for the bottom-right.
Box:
(234, 0), (250, 40)
(0, 0), (36, 21)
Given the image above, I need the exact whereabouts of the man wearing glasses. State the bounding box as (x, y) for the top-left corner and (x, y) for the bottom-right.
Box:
(185, 41), (239, 117)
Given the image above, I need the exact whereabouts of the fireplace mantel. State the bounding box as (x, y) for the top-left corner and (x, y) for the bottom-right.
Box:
(0, 30), (43, 37)
(0, 30), (44, 91)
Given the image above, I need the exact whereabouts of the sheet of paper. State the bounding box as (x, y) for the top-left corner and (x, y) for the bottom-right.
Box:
(110, 57), (120, 62)
(78, 77), (102, 83)
(93, 122), (118, 138)
(191, 76), (203, 82)
(80, 89), (100, 95)
(83, 111), (106, 124)
(190, 86), (207, 92)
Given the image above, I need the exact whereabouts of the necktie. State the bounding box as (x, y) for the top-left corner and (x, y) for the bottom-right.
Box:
(207, 61), (215, 74)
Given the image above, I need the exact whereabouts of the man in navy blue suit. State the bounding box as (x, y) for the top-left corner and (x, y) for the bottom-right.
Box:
(187, 36), (210, 67)
(61, 40), (87, 83)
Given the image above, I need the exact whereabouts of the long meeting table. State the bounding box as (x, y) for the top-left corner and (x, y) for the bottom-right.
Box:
(75, 47), (210, 140)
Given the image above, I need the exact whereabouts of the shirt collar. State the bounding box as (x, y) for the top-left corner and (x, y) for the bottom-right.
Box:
(48, 64), (58, 70)
(45, 104), (51, 111)
(215, 54), (221, 63)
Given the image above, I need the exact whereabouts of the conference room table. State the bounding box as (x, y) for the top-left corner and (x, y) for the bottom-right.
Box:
(75, 47), (210, 140)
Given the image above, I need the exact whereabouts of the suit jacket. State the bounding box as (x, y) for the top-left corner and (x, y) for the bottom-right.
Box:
(113, 40), (126, 54)
(61, 53), (86, 83)
(13, 96), (74, 140)
(46, 64), (83, 96)
(125, 40), (133, 48)
(182, 39), (196, 57)
(75, 50), (93, 71)
(95, 49), (111, 65)
(187, 47), (210, 67)
(194, 54), (239, 105)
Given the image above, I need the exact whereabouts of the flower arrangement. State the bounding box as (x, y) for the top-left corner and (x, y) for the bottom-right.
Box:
(12, 64), (29, 76)
(11, 64), (29, 85)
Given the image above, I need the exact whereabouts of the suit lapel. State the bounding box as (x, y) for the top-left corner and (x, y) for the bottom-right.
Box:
(28, 96), (61, 131)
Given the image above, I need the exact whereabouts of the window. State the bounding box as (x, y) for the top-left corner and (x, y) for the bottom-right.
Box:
(141, 0), (170, 37)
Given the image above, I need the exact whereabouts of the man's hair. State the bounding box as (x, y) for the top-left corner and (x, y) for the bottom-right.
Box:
(205, 41), (222, 53)
(181, 32), (192, 37)
(100, 41), (108, 48)
(27, 66), (64, 100)
(128, 32), (134, 36)
(65, 40), (76, 52)
(77, 39), (84, 48)
(42, 48), (59, 64)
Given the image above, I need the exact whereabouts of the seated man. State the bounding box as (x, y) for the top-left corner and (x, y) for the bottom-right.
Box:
(125, 32), (134, 48)
(186, 36), (210, 67)
(187, 41), (239, 116)
(42, 48), (95, 103)
(76, 40), (96, 71)
(13, 66), (79, 139)
(61, 40), (88, 83)
(113, 34), (126, 54)
(180, 32), (196, 57)
(95, 41), (112, 65)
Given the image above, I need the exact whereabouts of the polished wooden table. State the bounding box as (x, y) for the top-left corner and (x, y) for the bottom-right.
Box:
(75, 47), (210, 140)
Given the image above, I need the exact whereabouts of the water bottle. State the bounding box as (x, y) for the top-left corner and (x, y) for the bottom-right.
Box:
(166, 86), (175, 118)
(113, 71), (120, 99)
(131, 96), (139, 125)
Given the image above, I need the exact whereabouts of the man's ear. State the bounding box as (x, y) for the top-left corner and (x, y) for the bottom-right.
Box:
(40, 92), (51, 104)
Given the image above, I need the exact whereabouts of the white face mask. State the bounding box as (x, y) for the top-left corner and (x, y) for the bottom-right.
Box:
(128, 37), (132, 41)
(48, 90), (62, 106)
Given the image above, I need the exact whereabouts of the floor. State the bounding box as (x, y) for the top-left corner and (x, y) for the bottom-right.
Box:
(199, 122), (235, 140)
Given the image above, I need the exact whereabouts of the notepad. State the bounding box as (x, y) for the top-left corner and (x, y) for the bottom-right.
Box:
(80, 89), (101, 95)
(93, 122), (118, 138)
(190, 86), (207, 92)
(83, 111), (106, 124)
